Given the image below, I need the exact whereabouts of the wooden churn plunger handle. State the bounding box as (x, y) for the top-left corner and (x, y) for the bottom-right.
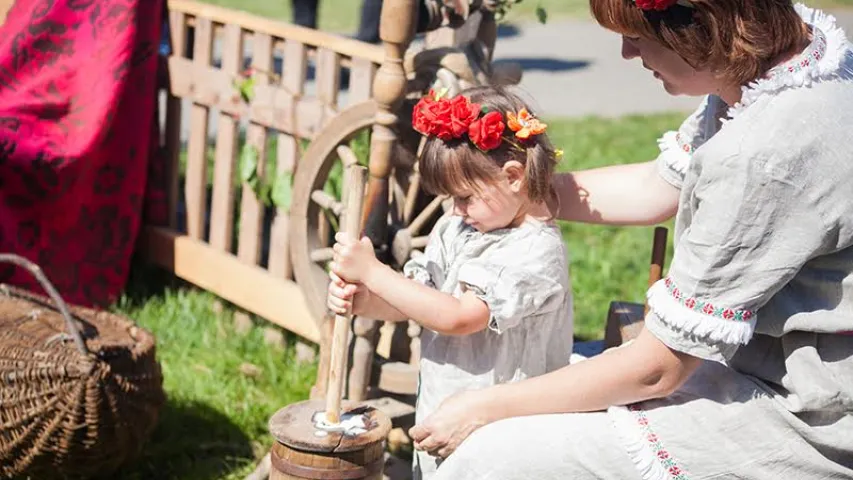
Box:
(645, 226), (669, 316)
(325, 164), (368, 425)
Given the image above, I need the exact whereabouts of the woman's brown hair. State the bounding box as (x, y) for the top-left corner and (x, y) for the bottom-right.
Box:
(590, 0), (810, 86)
(419, 86), (559, 206)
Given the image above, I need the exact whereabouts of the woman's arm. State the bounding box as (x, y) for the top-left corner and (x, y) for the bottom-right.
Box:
(482, 328), (700, 418)
(409, 326), (702, 457)
(555, 161), (680, 226)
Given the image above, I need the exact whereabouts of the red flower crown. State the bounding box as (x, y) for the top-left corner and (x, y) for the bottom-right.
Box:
(411, 90), (547, 152)
(634, 0), (693, 11)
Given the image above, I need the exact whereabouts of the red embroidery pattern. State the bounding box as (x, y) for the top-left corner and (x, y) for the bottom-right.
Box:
(629, 405), (691, 480)
(664, 277), (755, 322)
(777, 28), (827, 75)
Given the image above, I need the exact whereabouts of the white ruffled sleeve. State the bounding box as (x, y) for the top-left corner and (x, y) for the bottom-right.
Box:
(645, 143), (830, 361)
(655, 95), (719, 189)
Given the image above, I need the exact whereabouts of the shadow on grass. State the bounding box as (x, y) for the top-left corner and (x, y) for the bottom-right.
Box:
(120, 257), (182, 308)
(112, 398), (254, 480)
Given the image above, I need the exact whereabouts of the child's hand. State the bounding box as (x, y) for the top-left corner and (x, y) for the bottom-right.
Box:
(330, 233), (378, 283)
(327, 271), (370, 315)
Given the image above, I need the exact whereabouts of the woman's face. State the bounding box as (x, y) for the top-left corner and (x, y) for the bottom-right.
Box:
(621, 35), (719, 97)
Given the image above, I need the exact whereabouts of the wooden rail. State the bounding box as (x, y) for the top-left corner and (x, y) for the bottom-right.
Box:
(145, 0), (383, 343)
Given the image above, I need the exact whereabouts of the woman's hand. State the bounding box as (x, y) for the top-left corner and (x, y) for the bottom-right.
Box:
(330, 232), (379, 283)
(327, 271), (370, 316)
(409, 389), (493, 459)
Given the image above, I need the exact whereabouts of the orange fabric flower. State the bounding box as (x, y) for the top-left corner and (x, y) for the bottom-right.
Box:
(506, 108), (547, 140)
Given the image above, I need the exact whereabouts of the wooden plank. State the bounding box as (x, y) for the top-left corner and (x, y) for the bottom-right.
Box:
(377, 361), (418, 396)
(267, 39), (307, 279)
(208, 23), (243, 252)
(348, 57), (376, 104)
(164, 11), (187, 229)
(184, 17), (214, 240)
(604, 301), (645, 348)
(315, 48), (341, 122)
(167, 56), (323, 139)
(169, 0), (384, 64)
(141, 226), (320, 343)
(237, 32), (273, 266)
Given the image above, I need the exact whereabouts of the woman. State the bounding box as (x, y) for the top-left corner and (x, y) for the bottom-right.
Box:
(405, 1), (853, 478)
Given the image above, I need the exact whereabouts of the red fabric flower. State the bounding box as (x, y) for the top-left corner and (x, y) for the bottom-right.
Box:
(449, 96), (481, 138)
(412, 92), (454, 140)
(468, 111), (505, 151)
(412, 94), (435, 136)
(634, 0), (678, 11)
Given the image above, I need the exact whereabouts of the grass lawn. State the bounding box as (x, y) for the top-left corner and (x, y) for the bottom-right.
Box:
(198, 0), (853, 34)
(113, 111), (683, 479)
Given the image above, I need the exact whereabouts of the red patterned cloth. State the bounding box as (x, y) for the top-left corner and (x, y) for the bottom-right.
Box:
(0, 0), (166, 306)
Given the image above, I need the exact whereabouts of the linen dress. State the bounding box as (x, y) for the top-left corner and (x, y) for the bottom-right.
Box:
(431, 4), (853, 479)
(404, 215), (574, 480)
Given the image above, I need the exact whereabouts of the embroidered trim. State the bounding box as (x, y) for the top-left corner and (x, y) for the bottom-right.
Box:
(779, 27), (827, 75)
(727, 4), (851, 120)
(674, 132), (693, 154)
(647, 278), (756, 345)
(657, 131), (691, 176)
(609, 404), (691, 480)
(662, 277), (754, 321)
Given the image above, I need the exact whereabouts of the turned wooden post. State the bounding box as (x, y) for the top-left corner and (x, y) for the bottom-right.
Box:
(348, 317), (381, 401)
(360, 0), (417, 244)
(347, 0), (418, 403)
(407, 320), (421, 365)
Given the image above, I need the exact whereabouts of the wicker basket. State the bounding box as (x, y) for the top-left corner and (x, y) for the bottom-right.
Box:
(0, 254), (166, 479)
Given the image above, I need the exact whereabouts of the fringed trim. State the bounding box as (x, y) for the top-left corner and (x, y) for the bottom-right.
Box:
(646, 278), (756, 345)
(657, 131), (691, 176)
(609, 404), (691, 480)
(727, 4), (852, 120)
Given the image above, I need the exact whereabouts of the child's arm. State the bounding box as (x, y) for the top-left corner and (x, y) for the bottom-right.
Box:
(365, 264), (489, 336)
(328, 271), (408, 322)
(330, 235), (490, 336)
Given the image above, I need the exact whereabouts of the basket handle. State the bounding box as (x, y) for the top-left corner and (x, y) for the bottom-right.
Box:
(0, 253), (90, 356)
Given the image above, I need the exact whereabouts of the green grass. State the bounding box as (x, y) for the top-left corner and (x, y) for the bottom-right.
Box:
(111, 267), (317, 480)
(114, 112), (682, 479)
(199, 0), (853, 34)
(548, 113), (682, 339)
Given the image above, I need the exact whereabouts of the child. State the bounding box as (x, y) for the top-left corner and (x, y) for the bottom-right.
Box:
(326, 86), (574, 479)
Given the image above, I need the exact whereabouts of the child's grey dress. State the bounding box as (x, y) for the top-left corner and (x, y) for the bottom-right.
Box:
(431, 5), (853, 480)
(403, 215), (574, 480)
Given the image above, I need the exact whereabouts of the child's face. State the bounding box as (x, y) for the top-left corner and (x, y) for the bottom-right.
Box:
(451, 172), (526, 233)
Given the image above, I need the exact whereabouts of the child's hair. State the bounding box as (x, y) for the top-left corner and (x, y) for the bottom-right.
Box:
(416, 86), (560, 206)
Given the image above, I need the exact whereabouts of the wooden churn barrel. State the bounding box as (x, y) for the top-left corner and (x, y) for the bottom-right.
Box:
(268, 399), (392, 480)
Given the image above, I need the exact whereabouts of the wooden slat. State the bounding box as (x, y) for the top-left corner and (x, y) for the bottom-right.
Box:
(169, 0), (384, 64)
(184, 17), (214, 240)
(165, 11), (187, 230)
(209, 24), (244, 251)
(349, 57), (376, 104)
(142, 226), (320, 343)
(315, 48), (341, 121)
(236, 33), (273, 265)
(167, 56), (324, 139)
(267, 39), (307, 279)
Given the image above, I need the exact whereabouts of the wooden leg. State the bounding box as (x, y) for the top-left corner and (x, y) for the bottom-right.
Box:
(310, 311), (335, 400)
